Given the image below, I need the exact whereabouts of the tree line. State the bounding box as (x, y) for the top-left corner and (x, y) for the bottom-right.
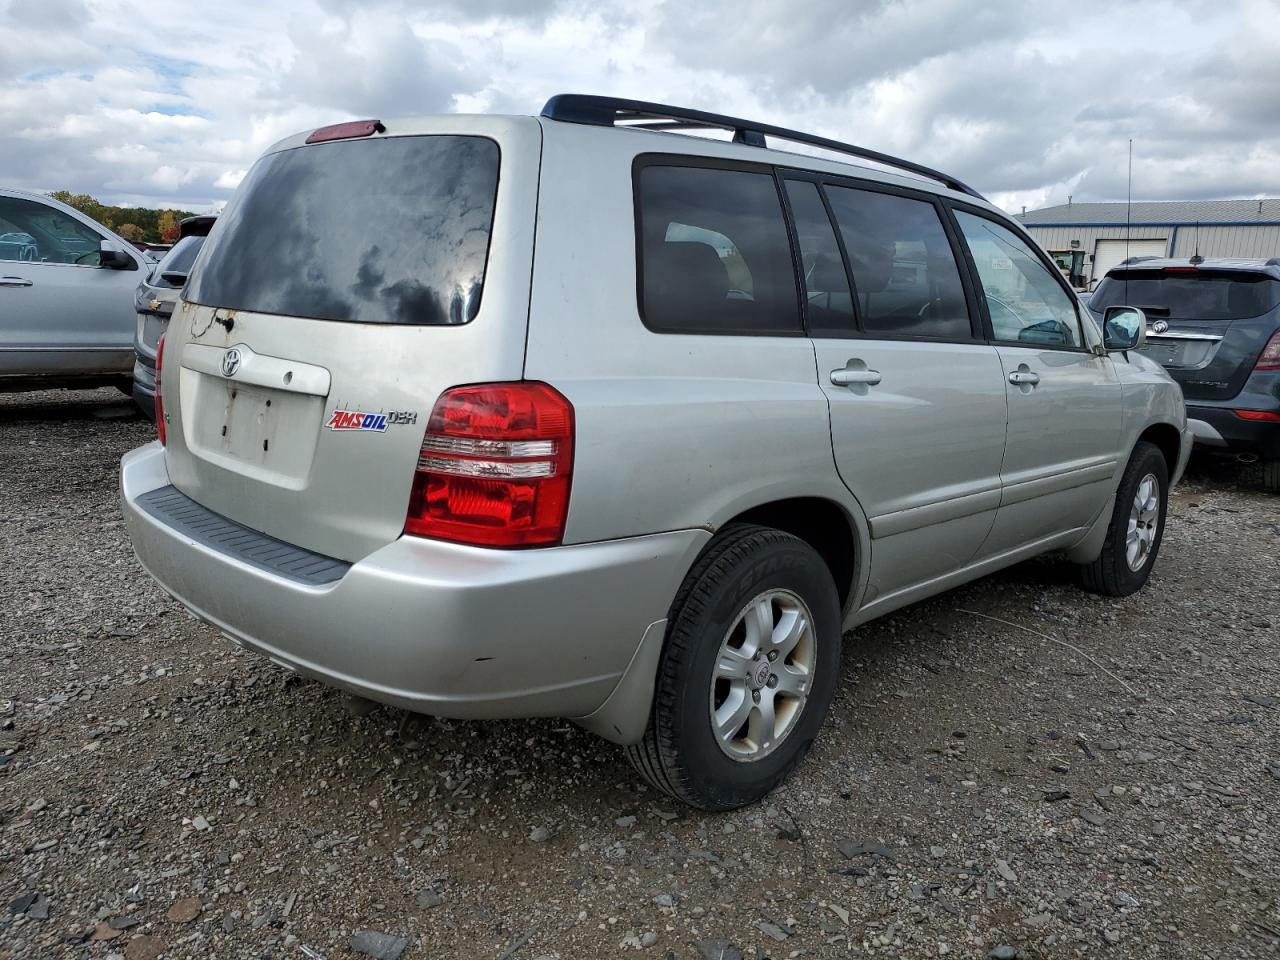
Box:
(49, 191), (199, 245)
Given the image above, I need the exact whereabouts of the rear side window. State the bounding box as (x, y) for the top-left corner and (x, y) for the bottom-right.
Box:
(954, 211), (1082, 348)
(1090, 271), (1279, 321)
(187, 135), (499, 325)
(824, 187), (971, 340)
(637, 164), (800, 335)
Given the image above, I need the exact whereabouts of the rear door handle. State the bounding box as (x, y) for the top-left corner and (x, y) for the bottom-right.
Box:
(1008, 370), (1040, 386)
(830, 368), (882, 387)
(0, 276), (33, 287)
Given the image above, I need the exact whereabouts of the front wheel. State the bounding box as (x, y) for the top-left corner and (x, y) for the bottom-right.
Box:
(1078, 441), (1169, 597)
(626, 524), (842, 811)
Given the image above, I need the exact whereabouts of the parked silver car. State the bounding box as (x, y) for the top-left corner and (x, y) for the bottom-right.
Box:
(1, 187), (147, 393)
(121, 97), (1191, 809)
(133, 215), (217, 418)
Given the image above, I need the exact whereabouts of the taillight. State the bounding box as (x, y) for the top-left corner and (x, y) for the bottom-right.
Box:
(404, 382), (574, 548)
(155, 333), (167, 446)
(1256, 331), (1280, 371)
(1234, 409), (1280, 422)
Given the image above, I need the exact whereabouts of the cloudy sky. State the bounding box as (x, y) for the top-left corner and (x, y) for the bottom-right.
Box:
(2, 0), (1278, 215)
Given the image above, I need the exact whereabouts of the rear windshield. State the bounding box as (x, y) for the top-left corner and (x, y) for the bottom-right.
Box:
(187, 135), (499, 325)
(156, 235), (205, 277)
(1090, 270), (1279, 321)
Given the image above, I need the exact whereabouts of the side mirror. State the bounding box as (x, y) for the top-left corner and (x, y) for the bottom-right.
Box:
(99, 240), (135, 270)
(1103, 306), (1147, 351)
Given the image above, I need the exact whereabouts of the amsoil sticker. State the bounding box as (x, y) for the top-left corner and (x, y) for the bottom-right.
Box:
(326, 410), (389, 432)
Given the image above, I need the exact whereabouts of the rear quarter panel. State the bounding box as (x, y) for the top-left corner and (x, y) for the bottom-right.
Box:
(523, 122), (865, 551)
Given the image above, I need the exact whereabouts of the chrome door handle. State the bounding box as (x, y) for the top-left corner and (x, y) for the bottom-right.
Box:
(830, 368), (882, 387)
(0, 277), (33, 287)
(1008, 370), (1040, 385)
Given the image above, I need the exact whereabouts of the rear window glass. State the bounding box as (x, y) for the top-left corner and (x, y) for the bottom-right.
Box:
(1091, 271), (1279, 321)
(637, 165), (800, 335)
(156, 235), (205, 276)
(187, 135), (499, 325)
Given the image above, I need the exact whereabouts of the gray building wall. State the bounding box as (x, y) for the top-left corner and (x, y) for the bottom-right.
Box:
(1024, 224), (1280, 264)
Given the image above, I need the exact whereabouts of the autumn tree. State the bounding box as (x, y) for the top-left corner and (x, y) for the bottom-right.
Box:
(116, 223), (146, 241)
(157, 210), (180, 244)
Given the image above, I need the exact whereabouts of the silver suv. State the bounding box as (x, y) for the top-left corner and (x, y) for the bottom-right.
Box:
(121, 96), (1191, 810)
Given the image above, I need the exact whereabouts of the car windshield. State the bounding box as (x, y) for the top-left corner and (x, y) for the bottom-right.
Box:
(186, 135), (500, 326)
(1091, 270), (1279, 321)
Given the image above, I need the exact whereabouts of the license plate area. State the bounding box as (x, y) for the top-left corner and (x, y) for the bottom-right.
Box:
(179, 369), (323, 489)
(1139, 337), (1218, 369)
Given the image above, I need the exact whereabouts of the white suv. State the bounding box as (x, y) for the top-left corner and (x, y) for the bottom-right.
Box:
(121, 96), (1190, 809)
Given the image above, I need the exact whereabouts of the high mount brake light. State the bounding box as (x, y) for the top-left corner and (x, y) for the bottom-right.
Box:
(404, 383), (574, 548)
(305, 119), (385, 144)
(1162, 266), (1199, 274)
(155, 333), (167, 446)
(1255, 330), (1280, 371)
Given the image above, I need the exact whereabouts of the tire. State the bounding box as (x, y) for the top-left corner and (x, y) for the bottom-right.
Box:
(1079, 441), (1169, 597)
(626, 523), (842, 810)
(1264, 459), (1280, 494)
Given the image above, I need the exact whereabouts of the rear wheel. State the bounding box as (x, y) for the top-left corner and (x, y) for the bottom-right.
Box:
(626, 524), (841, 810)
(1079, 441), (1168, 597)
(1263, 459), (1280, 494)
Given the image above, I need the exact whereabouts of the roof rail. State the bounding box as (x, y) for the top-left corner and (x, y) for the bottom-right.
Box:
(540, 94), (985, 201)
(1119, 255), (1162, 265)
(1267, 257), (1280, 267)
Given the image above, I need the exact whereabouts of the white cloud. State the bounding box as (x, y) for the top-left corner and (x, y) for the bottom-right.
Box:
(0, 0), (1276, 214)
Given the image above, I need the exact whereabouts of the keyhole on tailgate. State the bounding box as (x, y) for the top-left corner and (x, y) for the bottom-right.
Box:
(266, 399), (271, 407)
(221, 425), (227, 437)
(263, 439), (269, 451)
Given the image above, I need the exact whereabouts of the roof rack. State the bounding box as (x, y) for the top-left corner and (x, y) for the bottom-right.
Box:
(1119, 256), (1162, 265)
(540, 94), (985, 201)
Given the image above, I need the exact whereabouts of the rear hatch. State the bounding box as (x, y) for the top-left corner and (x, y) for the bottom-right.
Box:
(137, 233), (209, 363)
(162, 116), (541, 562)
(1090, 267), (1280, 401)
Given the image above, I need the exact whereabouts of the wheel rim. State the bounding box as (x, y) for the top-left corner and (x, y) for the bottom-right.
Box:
(1125, 472), (1161, 572)
(709, 588), (816, 762)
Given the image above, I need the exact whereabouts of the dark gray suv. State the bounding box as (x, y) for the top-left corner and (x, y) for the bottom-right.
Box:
(1089, 258), (1280, 491)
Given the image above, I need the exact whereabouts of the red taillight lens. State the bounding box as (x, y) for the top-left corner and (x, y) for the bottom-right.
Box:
(1256, 331), (1280, 371)
(404, 382), (574, 547)
(155, 333), (167, 446)
(1162, 266), (1198, 274)
(1234, 409), (1280, 422)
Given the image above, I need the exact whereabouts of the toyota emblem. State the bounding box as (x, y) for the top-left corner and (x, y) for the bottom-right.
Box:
(221, 347), (242, 378)
(1151, 320), (1170, 335)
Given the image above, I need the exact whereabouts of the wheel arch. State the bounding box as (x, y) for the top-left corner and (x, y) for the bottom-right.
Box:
(722, 496), (863, 614)
(1137, 421), (1182, 478)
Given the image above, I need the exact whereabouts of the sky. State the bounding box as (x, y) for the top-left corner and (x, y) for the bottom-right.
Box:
(2, 0), (1278, 215)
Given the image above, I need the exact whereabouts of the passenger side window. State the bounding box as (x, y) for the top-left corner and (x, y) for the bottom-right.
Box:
(783, 180), (856, 335)
(637, 165), (800, 335)
(824, 186), (971, 340)
(954, 211), (1083, 348)
(0, 196), (104, 265)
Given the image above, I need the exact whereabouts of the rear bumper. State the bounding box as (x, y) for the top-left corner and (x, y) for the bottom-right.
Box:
(1187, 404), (1280, 459)
(132, 358), (156, 420)
(121, 442), (706, 720)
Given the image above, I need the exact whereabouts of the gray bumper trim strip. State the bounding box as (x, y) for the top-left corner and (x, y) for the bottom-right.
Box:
(135, 485), (351, 585)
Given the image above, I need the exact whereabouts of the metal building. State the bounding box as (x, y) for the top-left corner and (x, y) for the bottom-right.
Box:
(1016, 198), (1280, 289)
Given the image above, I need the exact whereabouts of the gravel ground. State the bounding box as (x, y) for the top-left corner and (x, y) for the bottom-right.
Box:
(2, 387), (1279, 960)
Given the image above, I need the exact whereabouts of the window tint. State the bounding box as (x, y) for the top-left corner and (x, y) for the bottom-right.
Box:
(159, 235), (204, 274)
(954, 211), (1083, 347)
(0, 196), (103, 265)
(638, 165), (800, 335)
(1090, 271), (1279, 321)
(188, 136), (499, 325)
(784, 180), (856, 335)
(824, 187), (971, 340)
